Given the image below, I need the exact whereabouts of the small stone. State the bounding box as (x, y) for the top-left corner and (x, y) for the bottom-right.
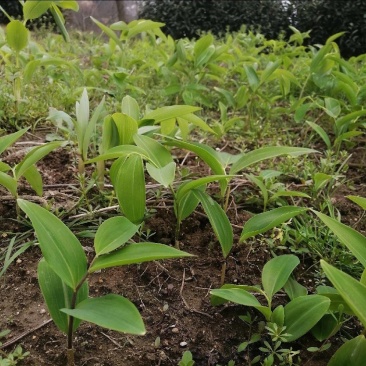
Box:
(40, 309), (46, 314)
(16, 259), (22, 264)
(172, 328), (179, 333)
(180, 341), (187, 347)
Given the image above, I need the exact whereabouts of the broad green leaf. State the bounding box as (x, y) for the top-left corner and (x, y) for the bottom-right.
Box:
(240, 206), (307, 241)
(163, 138), (226, 192)
(23, 1), (52, 21)
(335, 110), (366, 131)
(193, 190), (233, 258)
(244, 65), (260, 91)
(14, 141), (62, 179)
(94, 217), (139, 256)
(321, 261), (366, 327)
(90, 17), (123, 49)
(334, 131), (363, 147)
(176, 175), (233, 203)
(0, 128), (28, 155)
(284, 295), (330, 342)
(101, 115), (119, 152)
(324, 97), (341, 119)
(146, 162), (176, 188)
(194, 34), (213, 66)
(89, 243), (192, 272)
(134, 134), (172, 167)
(283, 277), (308, 300)
(230, 146), (317, 175)
(310, 43), (332, 74)
(347, 195), (366, 210)
(0, 171), (17, 197)
(6, 20), (29, 52)
(49, 3), (69, 42)
(144, 106), (200, 123)
(23, 165), (43, 196)
(126, 19), (165, 39)
(314, 211), (366, 268)
(17, 199), (87, 289)
(110, 154), (145, 224)
(61, 294), (145, 335)
(86, 145), (148, 164)
(176, 185), (203, 222)
(38, 259), (88, 333)
(54, 1), (79, 11)
(122, 95), (140, 121)
(210, 288), (271, 320)
(260, 60), (281, 85)
(81, 95), (105, 160)
(271, 305), (284, 327)
(195, 44), (215, 68)
(328, 335), (366, 366)
(306, 121), (331, 149)
(262, 255), (300, 300)
(0, 162), (11, 172)
(311, 314), (339, 342)
(112, 113), (138, 145)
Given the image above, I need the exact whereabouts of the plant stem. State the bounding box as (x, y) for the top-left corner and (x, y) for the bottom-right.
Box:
(66, 272), (89, 364)
(220, 260), (227, 286)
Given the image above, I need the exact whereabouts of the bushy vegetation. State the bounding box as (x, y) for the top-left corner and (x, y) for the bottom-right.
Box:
(1, 1), (366, 365)
(139, 0), (366, 57)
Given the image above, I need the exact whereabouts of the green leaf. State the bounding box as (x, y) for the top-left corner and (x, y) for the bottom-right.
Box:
(306, 121), (331, 149)
(324, 97), (341, 119)
(134, 134), (173, 168)
(321, 261), (366, 328)
(146, 162), (176, 188)
(271, 305), (284, 327)
(87, 145), (148, 164)
(335, 110), (366, 131)
(110, 154), (145, 224)
(90, 17), (123, 49)
(240, 206), (307, 241)
(49, 3), (69, 42)
(176, 175), (233, 203)
(122, 96), (140, 121)
(112, 113), (138, 146)
(314, 211), (366, 268)
(6, 20), (29, 52)
(94, 217), (139, 256)
(176, 185), (203, 223)
(54, 1), (79, 11)
(61, 294), (145, 335)
(210, 288), (271, 320)
(17, 200), (87, 290)
(23, 165), (43, 196)
(193, 190), (233, 258)
(14, 142), (62, 180)
(262, 255), (300, 300)
(144, 105), (200, 123)
(347, 196), (366, 210)
(328, 335), (366, 366)
(283, 277), (308, 300)
(284, 295), (330, 342)
(89, 243), (192, 272)
(38, 259), (88, 333)
(194, 34), (213, 67)
(311, 314), (339, 342)
(230, 146), (317, 175)
(0, 128), (28, 155)
(23, 1), (52, 21)
(244, 65), (260, 91)
(0, 171), (17, 197)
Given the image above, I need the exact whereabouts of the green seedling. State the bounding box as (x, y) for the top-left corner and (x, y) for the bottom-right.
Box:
(48, 88), (106, 175)
(0, 128), (62, 205)
(18, 199), (191, 366)
(313, 209), (366, 364)
(211, 254), (330, 364)
(0, 329), (29, 365)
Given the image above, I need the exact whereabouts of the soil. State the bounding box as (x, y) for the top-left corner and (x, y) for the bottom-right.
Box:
(0, 132), (365, 366)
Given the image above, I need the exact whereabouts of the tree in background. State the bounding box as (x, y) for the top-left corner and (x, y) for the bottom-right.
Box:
(138, 0), (290, 40)
(139, 0), (366, 58)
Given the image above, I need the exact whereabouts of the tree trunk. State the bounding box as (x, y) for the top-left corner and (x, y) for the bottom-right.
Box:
(115, 0), (127, 21)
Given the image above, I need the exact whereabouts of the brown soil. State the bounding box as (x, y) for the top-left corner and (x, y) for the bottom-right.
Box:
(0, 133), (365, 366)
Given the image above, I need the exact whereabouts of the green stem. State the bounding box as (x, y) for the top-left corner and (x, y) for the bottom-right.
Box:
(67, 272), (89, 361)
